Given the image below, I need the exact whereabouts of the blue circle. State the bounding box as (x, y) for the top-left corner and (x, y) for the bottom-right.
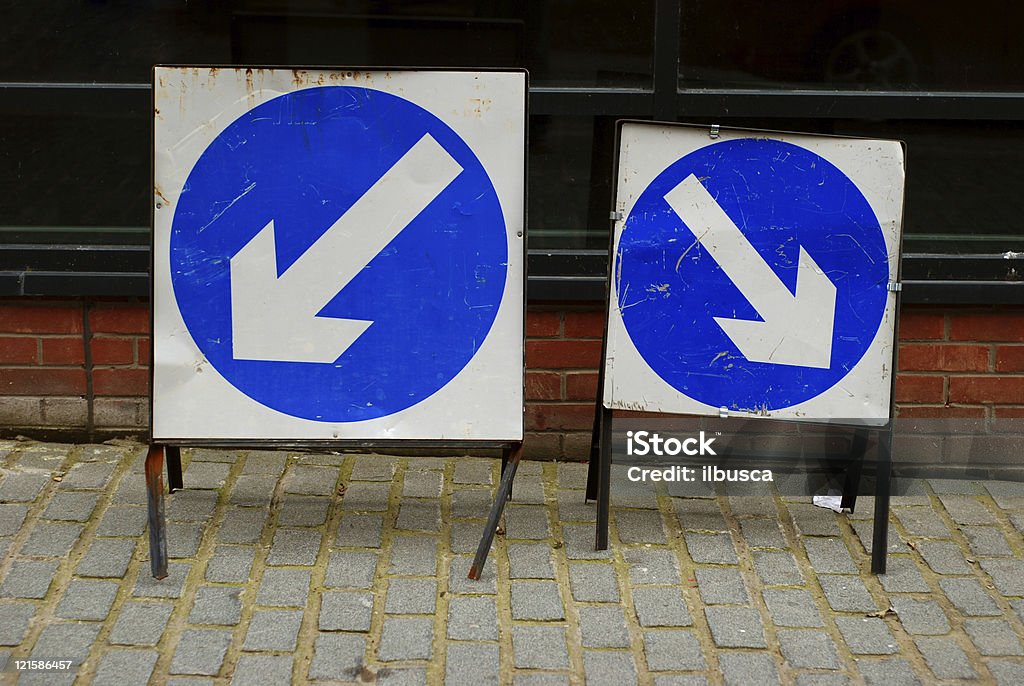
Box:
(617, 138), (888, 411)
(170, 86), (507, 422)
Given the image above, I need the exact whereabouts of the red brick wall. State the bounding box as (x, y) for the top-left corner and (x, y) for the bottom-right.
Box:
(2, 299), (1023, 457)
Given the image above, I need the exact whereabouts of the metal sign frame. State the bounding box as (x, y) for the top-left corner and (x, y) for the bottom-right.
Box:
(587, 120), (906, 574)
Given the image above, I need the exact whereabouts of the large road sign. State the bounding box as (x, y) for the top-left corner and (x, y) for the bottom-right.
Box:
(604, 123), (904, 422)
(153, 68), (525, 441)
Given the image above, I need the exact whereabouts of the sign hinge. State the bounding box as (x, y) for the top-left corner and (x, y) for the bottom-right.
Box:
(718, 406), (729, 418)
(887, 281), (903, 293)
(609, 211), (624, 221)
(709, 124), (721, 139)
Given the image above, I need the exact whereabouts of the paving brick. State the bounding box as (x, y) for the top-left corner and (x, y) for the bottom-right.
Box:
(266, 527), (321, 566)
(228, 475), (277, 508)
(453, 460), (493, 485)
(297, 452), (346, 467)
(512, 625), (569, 669)
(205, 545), (256, 583)
(166, 490), (219, 523)
(642, 630), (705, 671)
(385, 578), (437, 615)
(41, 491), (98, 521)
(893, 507), (952, 538)
(183, 461), (230, 490)
(817, 574), (879, 613)
(324, 551), (378, 589)
(57, 461), (116, 491)
(0, 559), (59, 598)
(740, 518), (786, 548)
(167, 522), (203, 558)
(243, 609), (303, 651)
(761, 588), (824, 627)
(308, 632), (366, 681)
(449, 556), (496, 594)
(284, 465), (338, 496)
(340, 482), (390, 512)
(849, 520), (908, 555)
(583, 651), (638, 686)
(232, 654), (293, 685)
(615, 509), (667, 544)
(705, 607), (767, 648)
(170, 629), (232, 676)
(97, 505), (147, 537)
(989, 660), (1024, 686)
(938, 495), (995, 525)
(568, 563), (619, 602)
(915, 637), (977, 679)
(334, 513), (384, 548)
(319, 591), (373, 631)
(556, 490), (596, 523)
(803, 537), (858, 574)
(508, 543), (556, 579)
(256, 569), (311, 608)
(0, 504), (27, 536)
(719, 652), (778, 686)
(580, 605), (630, 648)
(14, 445), (72, 471)
(684, 532), (738, 564)
(0, 602), (36, 645)
(980, 559), (1024, 596)
(878, 556), (930, 592)
(962, 526), (1013, 557)
(349, 457), (396, 481)
(795, 675), (852, 686)
(189, 448), (240, 463)
(625, 548), (680, 585)
(20, 521), (83, 556)
(402, 470), (442, 498)
(0, 537), (10, 561)
(695, 567), (749, 605)
(446, 642), (499, 685)
(789, 503), (842, 536)
(562, 524), (612, 560)
(890, 597), (950, 635)
(511, 476), (551, 505)
(447, 595), (498, 641)
(856, 658), (920, 685)
(834, 617), (898, 654)
(216, 507), (268, 545)
(511, 580), (564, 621)
(112, 474), (148, 504)
(30, 622), (100, 663)
(939, 577), (1003, 616)
(778, 629), (842, 669)
(753, 551), (804, 586)
(378, 617), (433, 661)
(916, 540), (973, 575)
(74, 537), (135, 578)
(450, 488), (493, 520)
(397, 500), (441, 532)
(276, 497), (327, 528)
(632, 587), (693, 627)
(92, 649), (158, 686)
(964, 619), (1024, 656)
(0, 472), (48, 502)
(505, 505), (550, 539)
(557, 462), (588, 489)
(241, 451), (289, 475)
(388, 536), (439, 576)
(54, 579), (119, 620)
(673, 498), (728, 531)
(188, 586), (243, 625)
(109, 601), (174, 646)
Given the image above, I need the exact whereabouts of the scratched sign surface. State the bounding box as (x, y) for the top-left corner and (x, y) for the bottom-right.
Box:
(153, 68), (525, 441)
(604, 123), (904, 422)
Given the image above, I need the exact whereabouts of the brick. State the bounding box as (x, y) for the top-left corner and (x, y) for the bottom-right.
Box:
(964, 619), (1024, 656)
(899, 344), (988, 372)
(446, 643), (499, 685)
(90, 306), (149, 335)
(963, 526), (1013, 556)
(762, 589), (824, 627)
(580, 606), (630, 648)
(167, 489), (218, 522)
(0, 337), (37, 363)
(30, 622), (99, 663)
(170, 629), (231, 676)
(132, 562), (191, 599)
(979, 559), (1024, 595)
(377, 617), (433, 661)
(0, 603), (36, 645)
(986, 661), (1024, 686)
(561, 432), (592, 459)
(242, 451), (289, 475)
(778, 630), (842, 669)
(705, 607), (766, 648)
(137, 338), (150, 365)
(97, 505), (147, 537)
(447, 595), (498, 641)
(256, 569), (311, 608)
(449, 556), (495, 594)
(939, 494), (996, 524)
(93, 368), (149, 396)
(894, 374), (944, 403)
(817, 575), (878, 613)
(388, 535), (438, 576)
(166, 521), (202, 558)
(0, 368), (86, 395)
(995, 345), (1024, 371)
(511, 580), (564, 621)
(205, 545), (256, 583)
(385, 578), (437, 615)
(893, 507), (951, 538)
(228, 475), (276, 508)
(334, 513), (383, 548)
(243, 609), (303, 651)
(284, 465), (338, 496)
(21, 521), (82, 556)
(217, 507), (268, 543)
(719, 652), (778, 686)
(896, 405), (986, 419)
(916, 540), (973, 574)
(526, 310), (560, 337)
(55, 579), (119, 620)
(93, 397), (143, 427)
(508, 542), (556, 579)
(624, 548), (679, 584)
(569, 563), (619, 602)
(890, 597), (949, 635)
(452, 460), (492, 485)
(308, 633), (365, 681)
(77, 538), (136, 578)
(189, 586), (243, 625)
(695, 567), (748, 605)
(950, 376), (1024, 404)
(526, 403), (593, 431)
(564, 310), (604, 338)
(43, 491), (99, 521)
(684, 532), (737, 564)
(834, 617), (898, 655)
(740, 518), (786, 548)
(0, 504), (28, 536)
(898, 311), (944, 340)
(0, 305), (82, 334)
(319, 591), (372, 631)
(233, 655), (292, 685)
(40, 396), (88, 425)
(632, 586), (692, 627)
(915, 637), (976, 679)
(324, 551), (377, 589)
(788, 503), (841, 536)
(340, 482), (389, 511)
(505, 505), (550, 539)
(950, 313), (1024, 342)
(564, 372), (598, 401)
(584, 651), (638, 686)
(526, 371), (561, 400)
(91, 337), (135, 364)
(40, 337), (85, 365)
(803, 538), (857, 574)
(526, 339), (602, 369)
(938, 578), (1002, 616)
(643, 630), (705, 671)
(267, 527), (321, 566)
(615, 509), (666, 544)
(60, 460), (116, 489)
(512, 625), (569, 669)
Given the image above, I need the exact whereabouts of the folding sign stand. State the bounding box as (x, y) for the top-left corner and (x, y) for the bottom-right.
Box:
(147, 67), (527, 579)
(587, 121), (905, 575)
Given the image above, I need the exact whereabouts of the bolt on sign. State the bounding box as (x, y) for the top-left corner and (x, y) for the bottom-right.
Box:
(152, 68), (526, 442)
(604, 122), (905, 422)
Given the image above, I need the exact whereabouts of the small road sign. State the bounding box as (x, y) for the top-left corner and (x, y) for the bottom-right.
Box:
(153, 68), (525, 441)
(604, 123), (905, 422)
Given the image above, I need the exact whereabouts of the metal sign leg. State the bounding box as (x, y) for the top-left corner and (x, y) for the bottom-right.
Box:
(469, 443), (523, 580)
(871, 426), (894, 574)
(145, 444), (169, 580)
(585, 401), (604, 502)
(166, 445), (183, 493)
(595, 406), (612, 550)
(840, 429), (868, 512)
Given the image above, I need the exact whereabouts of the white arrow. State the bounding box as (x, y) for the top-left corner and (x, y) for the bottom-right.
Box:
(230, 133), (463, 363)
(663, 174), (837, 368)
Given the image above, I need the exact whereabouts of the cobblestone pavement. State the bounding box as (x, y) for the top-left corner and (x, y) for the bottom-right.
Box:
(2, 440), (1024, 684)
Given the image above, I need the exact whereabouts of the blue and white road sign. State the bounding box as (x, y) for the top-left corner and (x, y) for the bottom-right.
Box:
(604, 123), (904, 421)
(153, 69), (525, 441)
